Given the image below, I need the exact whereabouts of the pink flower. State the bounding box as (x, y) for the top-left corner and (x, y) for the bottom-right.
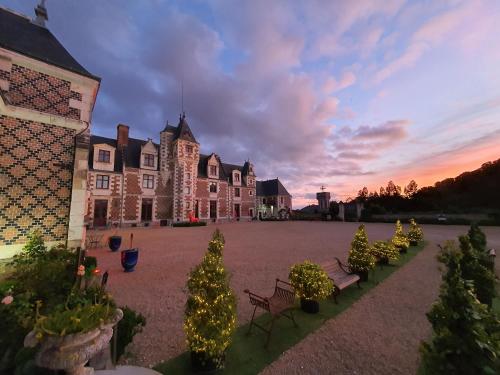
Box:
(2, 295), (13, 305)
(77, 265), (85, 276)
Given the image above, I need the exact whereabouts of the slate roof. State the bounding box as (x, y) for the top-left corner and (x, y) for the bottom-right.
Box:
(0, 7), (100, 81)
(89, 135), (159, 172)
(256, 179), (291, 197)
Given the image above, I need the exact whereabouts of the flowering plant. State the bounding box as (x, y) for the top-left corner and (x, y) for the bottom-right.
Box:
(370, 240), (399, 262)
(289, 261), (333, 301)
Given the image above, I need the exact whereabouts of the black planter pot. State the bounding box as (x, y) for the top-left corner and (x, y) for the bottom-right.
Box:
(300, 298), (319, 314)
(357, 270), (369, 282)
(108, 235), (122, 252)
(377, 257), (389, 265)
(121, 248), (139, 272)
(191, 351), (225, 373)
(409, 240), (418, 247)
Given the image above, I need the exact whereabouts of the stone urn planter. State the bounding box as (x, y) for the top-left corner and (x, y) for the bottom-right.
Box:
(24, 309), (123, 375)
(108, 235), (122, 252)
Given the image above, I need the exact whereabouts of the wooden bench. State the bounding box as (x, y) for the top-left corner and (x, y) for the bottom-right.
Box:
(244, 278), (298, 347)
(322, 257), (361, 303)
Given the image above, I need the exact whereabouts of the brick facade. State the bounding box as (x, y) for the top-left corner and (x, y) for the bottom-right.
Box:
(0, 7), (100, 258)
(0, 116), (74, 246)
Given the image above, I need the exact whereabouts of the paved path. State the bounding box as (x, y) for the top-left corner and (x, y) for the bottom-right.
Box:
(261, 241), (442, 375)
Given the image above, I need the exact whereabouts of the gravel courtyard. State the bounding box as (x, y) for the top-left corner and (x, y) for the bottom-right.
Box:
(87, 222), (500, 371)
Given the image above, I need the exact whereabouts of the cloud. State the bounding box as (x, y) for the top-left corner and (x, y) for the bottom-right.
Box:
(322, 71), (356, 93)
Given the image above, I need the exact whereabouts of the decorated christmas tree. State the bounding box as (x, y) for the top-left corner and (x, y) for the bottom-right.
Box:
(392, 220), (409, 252)
(420, 242), (500, 374)
(348, 225), (375, 279)
(407, 218), (424, 245)
(184, 230), (236, 370)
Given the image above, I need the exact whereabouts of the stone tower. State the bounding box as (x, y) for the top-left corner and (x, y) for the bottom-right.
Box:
(172, 114), (200, 222)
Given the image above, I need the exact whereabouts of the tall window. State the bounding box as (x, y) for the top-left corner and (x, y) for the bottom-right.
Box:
(280, 196), (284, 204)
(249, 190), (253, 196)
(209, 165), (217, 176)
(234, 187), (240, 197)
(209, 182), (217, 193)
(96, 175), (109, 189)
(98, 150), (110, 163)
(234, 173), (240, 182)
(185, 186), (191, 195)
(186, 145), (193, 154)
(144, 153), (155, 167)
(143, 174), (154, 189)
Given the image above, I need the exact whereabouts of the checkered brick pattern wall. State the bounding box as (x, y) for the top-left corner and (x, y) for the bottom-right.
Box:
(7, 64), (81, 120)
(0, 115), (75, 246)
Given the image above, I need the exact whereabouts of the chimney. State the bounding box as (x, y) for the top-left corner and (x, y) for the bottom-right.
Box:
(33, 0), (48, 27)
(117, 124), (129, 148)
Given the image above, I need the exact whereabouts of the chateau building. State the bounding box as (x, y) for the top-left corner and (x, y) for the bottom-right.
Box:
(256, 179), (292, 218)
(87, 114), (258, 226)
(0, 4), (100, 258)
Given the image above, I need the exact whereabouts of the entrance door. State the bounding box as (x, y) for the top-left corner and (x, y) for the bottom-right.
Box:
(210, 200), (217, 219)
(195, 200), (199, 218)
(94, 200), (108, 227)
(141, 199), (153, 222)
(234, 204), (240, 218)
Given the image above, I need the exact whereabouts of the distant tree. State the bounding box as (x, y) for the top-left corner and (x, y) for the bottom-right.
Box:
(379, 187), (385, 196)
(357, 187), (369, 201)
(404, 180), (418, 197)
(385, 180), (401, 196)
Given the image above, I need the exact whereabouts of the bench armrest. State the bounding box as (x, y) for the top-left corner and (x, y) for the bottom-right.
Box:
(244, 289), (270, 311)
(334, 257), (355, 275)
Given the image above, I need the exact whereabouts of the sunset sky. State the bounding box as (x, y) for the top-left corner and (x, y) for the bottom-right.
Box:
(6, 0), (500, 207)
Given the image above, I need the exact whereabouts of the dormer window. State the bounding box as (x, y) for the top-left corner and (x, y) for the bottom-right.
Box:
(98, 150), (110, 163)
(209, 165), (218, 177)
(144, 153), (155, 167)
(234, 173), (240, 182)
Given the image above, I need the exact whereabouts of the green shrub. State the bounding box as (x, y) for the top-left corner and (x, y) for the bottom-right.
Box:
(458, 236), (496, 307)
(468, 223), (487, 252)
(9, 230), (47, 267)
(392, 220), (410, 251)
(115, 306), (146, 360)
(420, 241), (500, 374)
(370, 240), (399, 263)
(348, 225), (375, 273)
(184, 230), (236, 368)
(288, 261), (333, 301)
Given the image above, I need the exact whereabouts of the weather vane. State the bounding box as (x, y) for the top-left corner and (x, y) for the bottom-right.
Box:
(320, 185), (326, 191)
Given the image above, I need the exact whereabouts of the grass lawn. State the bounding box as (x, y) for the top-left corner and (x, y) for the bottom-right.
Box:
(154, 242), (426, 374)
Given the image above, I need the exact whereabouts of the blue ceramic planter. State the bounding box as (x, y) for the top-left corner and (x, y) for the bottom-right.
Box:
(121, 248), (139, 272)
(108, 235), (122, 252)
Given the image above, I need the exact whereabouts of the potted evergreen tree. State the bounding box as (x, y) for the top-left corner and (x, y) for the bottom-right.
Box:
(184, 230), (236, 371)
(289, 261), (333, 314)
(348, 225), (375, 281)
(420, 242), (500, 374)
(407, 218), (423, 246)
(370, 240), (399, 265)
(392, 220), (410, 253)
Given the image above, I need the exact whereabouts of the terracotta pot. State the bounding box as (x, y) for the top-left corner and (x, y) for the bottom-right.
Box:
(190, 351), (225, 372)
(24, 309), (123, 375)
(300, 298), (319, 314)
